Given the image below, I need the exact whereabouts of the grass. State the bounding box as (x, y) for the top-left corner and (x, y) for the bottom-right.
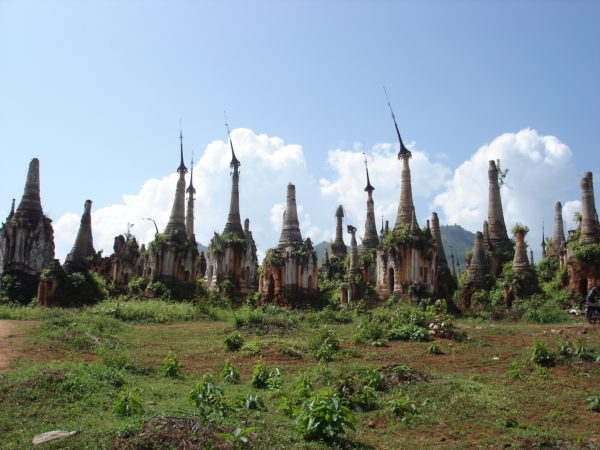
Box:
(1, 300), (599, 448)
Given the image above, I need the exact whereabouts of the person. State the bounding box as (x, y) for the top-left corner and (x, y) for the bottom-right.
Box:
(585, 286), (599, 310)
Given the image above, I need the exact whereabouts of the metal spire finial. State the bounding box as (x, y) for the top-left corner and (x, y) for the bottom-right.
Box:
(383, 87), (411, 160)
(177, 120), (188, 173)
(224, 111), (240, 171)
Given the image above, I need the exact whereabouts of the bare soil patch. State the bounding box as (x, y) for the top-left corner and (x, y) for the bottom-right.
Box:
(0, 320), (39, 372)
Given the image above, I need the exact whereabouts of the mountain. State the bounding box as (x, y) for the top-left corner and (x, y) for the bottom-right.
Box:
(439, 224), (475, 270)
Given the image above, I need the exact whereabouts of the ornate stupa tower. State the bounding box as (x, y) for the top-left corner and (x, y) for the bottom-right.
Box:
(223, 125), (244, 238)
(541, 223), (547, 259)
(163, 130), (188, 241)
(186, 154), (196, 242)
(460, 231), (490, 309)
(0, 158), (55, 303)
(144, 128), (199, 294)
(330, 205), (347, 259)
(551, 202), (566, 256)
(204, 123), (258, 299)
(64, 200), (96, 273)
(485, 160), (513, 276)
(260, 183), (318, 305)
(375, 90), (437, 299)
(360, 154), (379, 254)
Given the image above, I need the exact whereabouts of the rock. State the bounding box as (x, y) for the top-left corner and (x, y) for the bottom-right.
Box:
(32, 430), (78, 445)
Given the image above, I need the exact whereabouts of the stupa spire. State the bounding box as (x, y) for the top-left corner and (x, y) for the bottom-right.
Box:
(164, 130), (188, 240)
(222, 121), (244, 237)
(385, 90), (415, 229)
(348, 225), (360, 274)
(277, 183), (303, 248)
(64, 200), (95, 272)
(186, 152), (196, 242)
(16, 158), (44, 223)
(541, 222), (547, 259)
(331, 205), (347, 258)
(580, 172), (599, 245)
(487, 160), (510, 249)
(431, 212), (449, 271)
(361, 154), (379, 253)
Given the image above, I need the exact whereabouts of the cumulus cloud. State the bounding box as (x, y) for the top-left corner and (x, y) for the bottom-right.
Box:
(53, 127), (588, 265)
(319, 142), (451, 241)
(432, 128), (580, 257)
(53, 128), (325, 262)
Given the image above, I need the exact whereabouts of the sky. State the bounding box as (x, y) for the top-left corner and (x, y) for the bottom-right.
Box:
(0, 0), (599, 262)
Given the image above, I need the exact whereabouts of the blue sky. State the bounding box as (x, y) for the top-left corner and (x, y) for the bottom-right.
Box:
(1, 0), (599, 261)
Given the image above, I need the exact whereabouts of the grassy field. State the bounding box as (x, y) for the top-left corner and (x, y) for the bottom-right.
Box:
(1, 299), (599, 449)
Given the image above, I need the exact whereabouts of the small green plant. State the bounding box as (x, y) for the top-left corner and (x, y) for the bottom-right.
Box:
(586, 395), (600, 412)
(428, 344), (443, 355)
(308, 329), (340, 362)
(294, 390), (356, 441)
(162, 351), (181, 378)
(189, 373), (229, 421)
(357, 367), (385, 391)
(241, 339), (263, 356)
(224, 331), (244, 351)
(243, 393), (266, 411)
(508, 360), (524, 381)
(529, 342), (555, 367)
(388, 324), (429, 342)
(216, 427), (254, 449)
(389, 396), (418, 421)
(251, 364), (281, 389)
(113, 388), (143, 417)
(220, 361), (241, 384)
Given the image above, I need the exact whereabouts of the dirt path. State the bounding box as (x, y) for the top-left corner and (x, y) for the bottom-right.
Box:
(0, 320), (38, 372)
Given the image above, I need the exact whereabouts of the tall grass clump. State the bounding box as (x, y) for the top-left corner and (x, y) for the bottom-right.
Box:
(233, 304), (299, 334)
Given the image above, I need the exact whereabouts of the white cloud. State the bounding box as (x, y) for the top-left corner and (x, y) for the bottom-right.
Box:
(432, 128), (580, 258)
(52, 127), (589, 265)
(53, 128), (324, 262)
(319, 142), (451, 242)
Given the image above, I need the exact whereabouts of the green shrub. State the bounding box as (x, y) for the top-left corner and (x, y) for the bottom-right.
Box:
(241, 339), (263, 357)
(352, 320), (388, 346)
(162, 352), (181, 378)
(357, 367), (385, 391)
(388, 324), (429, 342)
(216, 427), (254, 447)
(275, 341), (304, 359)
(587, 395), (600, 412)
(242, 393), (266, 411)
(220, 361), (241, 384)
(189, 373), (229, 420)
(294, 390), (356, 441)
(389, 396), (418, 421)
(224, 331), (244, 351)
(127, 276), (146, 296)
(234, 304), (298, 334)
(428, 343), (443, 355)
(308, 329), (340, 362)
(113, 387), (143, 417)
(529, 341), (555, 367)
(251, 365), (281, 390)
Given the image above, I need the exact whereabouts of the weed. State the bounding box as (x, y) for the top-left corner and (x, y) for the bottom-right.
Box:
(389, 396), (418, 422)
(216, 427), (254, 449)
(161, 352), (181, 378)
(251, 364), (281, 390)
(428, 344), (443, 355)
(224, 331), (244, 351)
(241, 339), (263, 356)
(220, 361), (241, 384)
(189, 373), (229, 421)
(529, 342), (556, 367)
(388, 324), (429, 342)
(586, 395), (600, 412)
(308, 329), (340, 362)
(294, 390), (356, 441)
(114, 388), (144, 417)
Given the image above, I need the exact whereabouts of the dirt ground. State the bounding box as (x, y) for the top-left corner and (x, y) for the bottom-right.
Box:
(0, 320), (38, 372)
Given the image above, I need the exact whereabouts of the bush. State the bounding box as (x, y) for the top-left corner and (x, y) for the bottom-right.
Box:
(251, 365), (281, 390)
(127, 276), (146, 297)
(224, 331), (244, 351)
(308, 329), (340, 362)
(388, 324), (429, 342)
(234, 304), (299, 334)
(162, 352), (181, 378)
(389, 396), (418, 421)
(220, 361), (241, 384)
(428, 344), (443, 355)
(587, 395), (600, 412)
(352, 320), (388, 346)
(529, 342), (555, 367)
(189, 373), (229, 420)
(114, 388), (144, 417)
(294, 390), (356, 441)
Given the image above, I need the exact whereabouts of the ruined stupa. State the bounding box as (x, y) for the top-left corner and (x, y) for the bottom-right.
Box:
(565, 172), (600, 297)
(0, 158), (55, 302)
(64, 200), (96, 273)
(485, 160), (513, 276)
(330, 205), (347, 259)
(259, 183), (318, 305)
(144, 131), (200, 292)
(204, 127), (258, 299)
(375, 99), (437, 299)
(461, 231), (489, 308)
